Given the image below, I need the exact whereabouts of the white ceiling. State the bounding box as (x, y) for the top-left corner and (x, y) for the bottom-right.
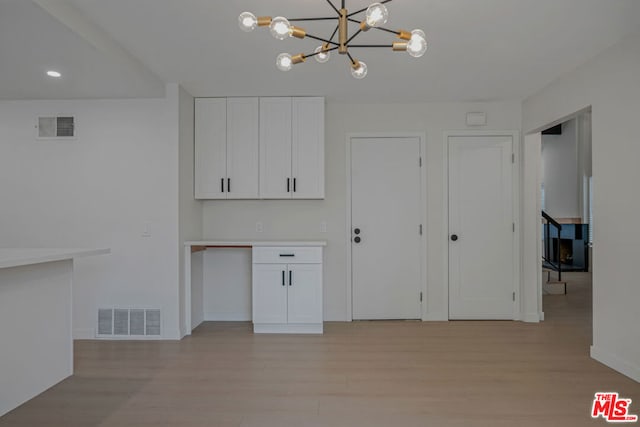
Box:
(2, 0), (640, 102)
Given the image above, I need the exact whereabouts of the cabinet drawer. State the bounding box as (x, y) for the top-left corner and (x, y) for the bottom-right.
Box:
(252, 246), (322, 264)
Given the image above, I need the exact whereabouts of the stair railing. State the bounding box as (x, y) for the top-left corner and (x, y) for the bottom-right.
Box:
(542, 210), (562, 282)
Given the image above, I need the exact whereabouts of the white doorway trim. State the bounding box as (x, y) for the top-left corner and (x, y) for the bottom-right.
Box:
(522, 105), (592, 323)
(345, 132), (428, 321)
(522, 133), (543, 322)
(442, 130), (521, 320)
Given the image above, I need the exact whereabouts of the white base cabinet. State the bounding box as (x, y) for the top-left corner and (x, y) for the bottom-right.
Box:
(252, 246), (323, 334)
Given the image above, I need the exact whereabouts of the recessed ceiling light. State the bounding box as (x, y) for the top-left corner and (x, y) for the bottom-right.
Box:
(46, 70), (62, 78)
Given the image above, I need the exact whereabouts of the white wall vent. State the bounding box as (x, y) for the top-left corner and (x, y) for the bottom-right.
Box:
(97, 308), (161, 338)
(36, 116), (76, 138)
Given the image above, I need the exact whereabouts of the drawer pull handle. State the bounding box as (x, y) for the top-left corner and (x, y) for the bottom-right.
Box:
(289, 270), (293, 286)
(279, 254), (295, 257)
(282, 270), (285, 286)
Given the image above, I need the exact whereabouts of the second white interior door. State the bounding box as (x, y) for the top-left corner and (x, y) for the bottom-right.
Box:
(351, 137), (422, 320)
(448, 134), (515, 319)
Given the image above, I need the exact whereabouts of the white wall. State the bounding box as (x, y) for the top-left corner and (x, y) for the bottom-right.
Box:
(0, 87), (182, 339)
(523, 31), (640, 381)
(541, 118), (579, 218)
(202, 101), (522, 321)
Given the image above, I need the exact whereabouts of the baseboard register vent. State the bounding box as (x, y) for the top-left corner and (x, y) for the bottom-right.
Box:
(97, 308), (161, 337)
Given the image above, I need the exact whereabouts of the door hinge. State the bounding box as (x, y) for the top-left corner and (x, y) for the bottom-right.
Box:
(419, 157), (422, 167)
(513, 223), (515, 232)
(512, 292), (516, 301)
(419, 224), (423, 235)
(512, 153), (515, 163)
(420, 292), (423, 302)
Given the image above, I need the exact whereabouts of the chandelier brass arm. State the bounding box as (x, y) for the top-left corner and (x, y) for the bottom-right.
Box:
(238, 0), (427, 79)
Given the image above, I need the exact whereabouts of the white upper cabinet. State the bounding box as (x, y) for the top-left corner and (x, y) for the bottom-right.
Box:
(292, 97), (325, 199)
(195, 97), (323, 200)
(226, 98), (260, 199)
(259, 98), (293, 199)
(194, 98), (259, 199)
(195, 98), (226, 199)
(260, 97), (325, 199)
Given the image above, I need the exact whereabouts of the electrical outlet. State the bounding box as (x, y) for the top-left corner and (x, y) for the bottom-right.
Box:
(256, 221), (263, 233)
(320, 221), (327, 233)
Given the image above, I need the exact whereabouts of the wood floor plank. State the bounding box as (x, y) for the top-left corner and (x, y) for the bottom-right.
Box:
(1, 272), (638, 426)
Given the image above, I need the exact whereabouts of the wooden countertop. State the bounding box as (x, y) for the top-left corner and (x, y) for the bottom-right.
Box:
(184, 241), (327, 253)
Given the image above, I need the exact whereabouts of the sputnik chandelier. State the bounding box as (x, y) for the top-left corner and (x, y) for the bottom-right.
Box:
(238, 1), (427, 79)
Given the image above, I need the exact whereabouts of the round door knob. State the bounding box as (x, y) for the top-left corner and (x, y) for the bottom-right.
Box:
(451, 234), (458, 241)
(354, 236), (362, 243)
(354, 228), (361, 235)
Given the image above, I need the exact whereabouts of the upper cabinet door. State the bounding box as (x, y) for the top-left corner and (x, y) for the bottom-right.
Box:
(260, 98), (293, 199)
(292, 97), (325, 199)
(195, 98), (227, 199)
(195, 97), (324, 200)
(226, 98), (260, 199)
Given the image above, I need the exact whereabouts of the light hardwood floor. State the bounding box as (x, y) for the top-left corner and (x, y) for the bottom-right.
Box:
(2, 272), (638, 426)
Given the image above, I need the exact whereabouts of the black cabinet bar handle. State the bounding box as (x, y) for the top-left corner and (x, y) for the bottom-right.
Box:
(287, 178), (290, 193)
(227, 178), (231, 193)
(279, 254), (295, 257)
(293, 178), (297, 193)
(221, 178), (224, 193)
(282, 270), (285, 286)
(289, 270), (292, 286)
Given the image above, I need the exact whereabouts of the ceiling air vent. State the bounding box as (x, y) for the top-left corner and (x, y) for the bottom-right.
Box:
(37, 116), (76, 138)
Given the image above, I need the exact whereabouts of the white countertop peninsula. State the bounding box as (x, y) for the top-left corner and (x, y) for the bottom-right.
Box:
(0, 247), (109, 417)
(0, 247), (110, 269)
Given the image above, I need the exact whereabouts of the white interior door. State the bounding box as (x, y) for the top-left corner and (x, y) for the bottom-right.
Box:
(448, 135), (514, 319)
(351, 137), (422, 320)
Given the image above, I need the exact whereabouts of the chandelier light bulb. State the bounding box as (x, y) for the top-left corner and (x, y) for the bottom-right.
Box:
(238, 12), (258, 32)
(351, 61), (368, 79)
(270, 16), (292, 40)
(365, 3), (389, 27)
(407, 29), (427, 58)
(314, 45), (331, 63)
(276, 53), (293, 71)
